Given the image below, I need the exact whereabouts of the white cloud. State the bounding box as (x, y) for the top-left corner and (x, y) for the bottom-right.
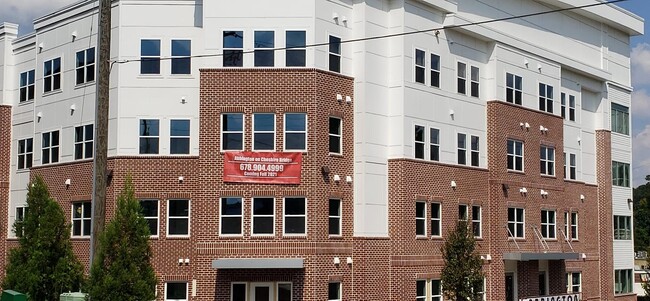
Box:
(632, 89), (650, 118)
(633, 125), (650, 187)
(0, 0), (78, 35)
(632, 43), (650, 86)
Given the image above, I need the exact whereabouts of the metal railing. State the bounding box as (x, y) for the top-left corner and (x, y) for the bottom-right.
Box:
(530, 225), (550, 252)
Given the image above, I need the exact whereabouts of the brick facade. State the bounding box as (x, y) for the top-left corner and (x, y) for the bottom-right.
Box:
(0, 105), (11, 285)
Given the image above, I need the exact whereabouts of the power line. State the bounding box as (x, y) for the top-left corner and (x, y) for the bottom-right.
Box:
(113, 0), (628, 64)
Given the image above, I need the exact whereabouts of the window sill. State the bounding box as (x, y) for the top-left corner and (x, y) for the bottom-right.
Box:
(329, 153), (344, 158)
(43, 89), (63, 97)
(416, 236), (428, 240)
(71, 236), (91, 240)
(541, 174), (556, 179)
(508, 237), (525, 241)
(543, 238), (557, 242)
(250, 235), (276, 239)
(431, 236), (443, 240)
(74, 81), (95, 89)
(18, 100), (34, 106)
(328, 235), (343, 239)
(507, 170), (525, 175)
(218, 235), (244, 239)
(281, 235), (307, 239)
(169, 74), (195, 79)
(166, 235), (190, 240)
(137, 74), (164, 79)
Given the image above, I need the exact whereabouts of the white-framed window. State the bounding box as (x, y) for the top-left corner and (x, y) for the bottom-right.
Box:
(472, 205), (482, 238)
(611, 103), (629, 135)
(222, 113), (244, 151)
(140, 200), (159, 237)
(223, 31), (244, 67)
(75, 47), (95, 85)
(284, 197), (306, 235)
(431, 203), (441, 237)
(506, 73), (522, 105)
(470, 66), (480, 97)
(430, 128), (440, 162)
(15, 206), (28, 237)
(329, 117), (342, 154)
(19, 70), (35, 102)
(170, 119), (190, 154)
(416, 280), (426, 301)
(570, 212), (578, 240)
(286, 30), (306, 67)
(431, 53), (440, 88)
(564, 211), (569, 240)
(459, 204), (468, 221)
(220, 197), (243, 236)
(17, 138), (33, 170)
(567, 153), (577, 180)
(254, 31), (274, 67)
(613, 215), (632, 240)
(329, 35), (341, 73)
(141, 39), (161, 74)
(328, 282), (341, 301)
(167, 199), (190, 237)
(139, 119), (159, 154)
(538, 83), (554, 113)
(561, 93), (566, 119)
(541, 210), (556, 239)
(416, 201), (426, 237)
(284, 113), (307, 151)
(231, 283), (246, 301)
(43, 57), (61, 93)
(165, 282), (188, 301)
(457, 133), (467, 165)
(417, 279), (442, 301)
(612, 161), (630, 187)
(569, 95), (576, 121)
(74, 124), (94, 160)
(471, 135), (479, 167)
(614, 269), (633, 294)
(415, 49), (425, 84)
(171, 39), (191, 74)
(252, 197), (274, 235)
(415, 125), (425, 159)
(566, 272), (581, 293)
(508, 207), (525, 238)
(457, 62), (467, 94)
(72, 201), (91, 237)
(41, 130), (60, 164)
(329, 199), (341, 236)
(253, 113), (275, 151)
(540, 146), (555, 176)
(507, 139), (523, 172)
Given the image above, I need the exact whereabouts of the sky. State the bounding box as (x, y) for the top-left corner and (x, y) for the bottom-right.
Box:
(1, 0), (649, 186)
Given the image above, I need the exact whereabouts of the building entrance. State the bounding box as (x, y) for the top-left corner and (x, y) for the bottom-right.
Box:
(506, 273), (515, 301)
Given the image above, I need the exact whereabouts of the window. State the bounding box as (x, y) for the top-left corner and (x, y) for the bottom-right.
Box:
(15, 206), (28, 237)
(457, 62), (467, 94)
(541, 210), (556, 239)
(231, 283), (246, 301)
(286, 30), (306, 67)
(416, 280), (426, 301)
(75, 124), (94, 160)
(611, 103), (629, 135)
(613, 215), (632, 240)
(329, 199), (341, 236)
(253, 113), (275, 151)
(563, 211), (569, 240)
(614, 269), (633, 294)
(139, 119), (160, 154)
(471, 135), (479, 167)
(43, 57), (61, 93)
(222, 113), (244, 151)
(457, 133), (467, 165)
(430, 128), (440, 161)
(507, 140), (523, 172)
(165, 282), (188, 301)
(566, 272), (581, 293)
(223, 31), (243, 67)
(329, 117), (342, 154)
(252, 197), (274, 235)
(538, 83), (553, 113)
(506, 73), (522, 105)
(170, 119), (190, 154)
(459, 204), (468, 221)
(19, 70), (35, 102)
(328, 282), (341, 301)
(508, 208), (524, 238)
(568, 153), (577, 180)
(171, 40), (191, 74)
(470, 66), (479, 97)
(416, 201), (426, 236)
(570, 212), (578, 240)
(329, 35), (341, 73)
(415, 49), (425, 84)
(431, 203), (441, 237)
(431, 54), (440, 88)
(414, 125), (425, 159)
(472, 205), (481, 237)
(284, 197), (306, 235)
(569, 95), (576, 121)
(417, 280), (442, 301)
(277, 283), (292, 301)
(431, 280), (442, 301)
(72, 202), (91, 237)
(284, 113), (307, 151)
(167, 199), (190, 236)
(254, 31), (274, 67)
(540, 146), (555, 176)
(561, 93), (566, 119)
(612, 161), (630, 187)
(141, 39), (161, 74)
(140, 200), (159, 236)
(75, 47), (95, 84)
(17, 138), (33, 170)
(220, 197), (242, 235)
(41, 131), (59, 164)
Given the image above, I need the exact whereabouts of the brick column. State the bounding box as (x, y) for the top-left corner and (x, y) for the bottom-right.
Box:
(595, 130), (614, 300)
(548, 260), (566, 295)
(0, 105), (12, 282)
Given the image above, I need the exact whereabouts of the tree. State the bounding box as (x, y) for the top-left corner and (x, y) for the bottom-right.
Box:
(634, 177), (650, 251)
(2, 176), (84, 300)
(87, 177), (157, 301)
(440, 220), (484, 301)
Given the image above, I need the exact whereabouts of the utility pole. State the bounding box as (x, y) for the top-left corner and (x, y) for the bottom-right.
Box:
(90, 0), (111, 264)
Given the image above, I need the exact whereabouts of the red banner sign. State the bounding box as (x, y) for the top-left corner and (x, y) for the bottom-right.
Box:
(223, 152), (302, 184)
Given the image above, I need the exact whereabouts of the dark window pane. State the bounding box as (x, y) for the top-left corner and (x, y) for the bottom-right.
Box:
(278, 283), (291, 301)
(254, 134), (274, 150)
(223, 133), (243, 150)
(329, 36), (341, 54)
(329, 136), (340, 153)
(169, 219), (189, 235)
(221, 198), (242, 215)
(232, 284), (246, 301)
(223, 114), (243, 131)
(140, 200), (158, 217)
(169, 200), (189, 217)
(328, 283), (340, 300)
(253, 217), (273, 234)
(83, 220), (91, 236)
(224, 31), (244, 48)
(141, 40), (161, 56)
(286, 31), (306, 48)
(254, 114), (274, 131)
(141, 58), (160, 74)
(254, 198), (274, 215)
(285, 133), (305, 150)
(286, 50), (306, 67)
(171, 138), (190, 154)
(329, 54), (341, 73)
(285, 198), (305, 215)
(166, 283), (187, 299)
(139, 138), (159, 154)
(140, 119), (159, 136)
(223, 50), (243, 67)
(221, 218), (242, 234)
(285, 114), (306, 131)
(329, 217), (340, 235)
(285, 217), (305, 234)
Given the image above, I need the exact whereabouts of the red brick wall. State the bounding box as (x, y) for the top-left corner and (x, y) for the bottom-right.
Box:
(0, 105), (12, 283)
(596, 130), (614, 301)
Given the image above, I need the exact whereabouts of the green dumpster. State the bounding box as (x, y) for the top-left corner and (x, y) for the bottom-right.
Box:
(1, 290), (26, 301)
(60, 292), (87, 301)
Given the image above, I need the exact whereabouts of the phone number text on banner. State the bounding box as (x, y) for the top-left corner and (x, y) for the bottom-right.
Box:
(223, 152), (302, 184)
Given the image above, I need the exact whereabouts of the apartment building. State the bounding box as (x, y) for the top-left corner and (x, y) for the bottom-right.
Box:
(0, 0), (643, 300)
